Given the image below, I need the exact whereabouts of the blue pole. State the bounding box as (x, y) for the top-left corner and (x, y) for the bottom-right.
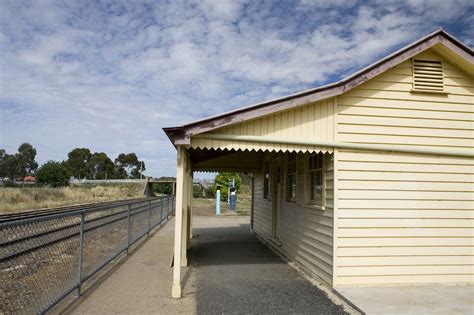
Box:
(216, 189), (221, 215)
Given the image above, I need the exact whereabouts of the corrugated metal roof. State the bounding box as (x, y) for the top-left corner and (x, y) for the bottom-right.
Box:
(164, 29), (473, 145)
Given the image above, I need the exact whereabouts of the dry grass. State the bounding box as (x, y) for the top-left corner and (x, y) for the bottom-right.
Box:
(192, 187), (252, 216)
(0, 184), (145, 214)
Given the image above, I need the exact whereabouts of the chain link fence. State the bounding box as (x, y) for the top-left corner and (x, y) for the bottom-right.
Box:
(0, 196), (175, 314)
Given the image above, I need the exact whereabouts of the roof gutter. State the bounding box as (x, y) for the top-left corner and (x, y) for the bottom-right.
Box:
(194, 134), (474, 158)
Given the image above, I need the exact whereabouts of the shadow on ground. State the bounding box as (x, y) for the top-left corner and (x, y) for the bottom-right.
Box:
(189, 217), (347, 315)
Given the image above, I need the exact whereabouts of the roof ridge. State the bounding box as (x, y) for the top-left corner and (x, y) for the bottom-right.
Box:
(164, 29), (473, 144)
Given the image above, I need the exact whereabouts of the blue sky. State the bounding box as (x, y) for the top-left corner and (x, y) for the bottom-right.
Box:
(0, 0), (473, 178)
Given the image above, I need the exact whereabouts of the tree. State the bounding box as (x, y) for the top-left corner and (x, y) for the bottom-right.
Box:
(87, 152), (115, 179)
(130, 160), (145, 179)
(115, 153), (144, 178)
(0, 149), (6, 177)
(213, 172), (241, 201)
(36, 161), (69, 187)
(16, 143), (38, 177)
(65, 148), (91, 179)
(0, 143), (38, 179)
(114, 165), (128, 179)
(154, 176), (175, 195)
(0, 150), (18, 179)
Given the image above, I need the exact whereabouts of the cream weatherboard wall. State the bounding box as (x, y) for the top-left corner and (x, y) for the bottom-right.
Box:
(191, 98), (336, 154)
(252, 170), (273, 240)
(252, 152), (335, 285)
(334, 48), (474, 285)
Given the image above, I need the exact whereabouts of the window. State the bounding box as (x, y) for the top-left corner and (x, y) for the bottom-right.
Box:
(263, 160), (271, 200)
(308, 153), (324, 205)
(286, 153), (297, 202)
(412, 59), (444, 92)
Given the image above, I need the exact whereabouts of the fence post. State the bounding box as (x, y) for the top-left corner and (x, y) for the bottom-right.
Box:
(160, 197), (164, 224)
(147, 200), (152, 235)
(76, 212), (85, 297)
(127, 204), (131, 254)
(169, 196), (172, 217)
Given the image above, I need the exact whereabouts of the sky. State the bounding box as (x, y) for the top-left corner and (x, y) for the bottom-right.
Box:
(0, 0), (473, 178)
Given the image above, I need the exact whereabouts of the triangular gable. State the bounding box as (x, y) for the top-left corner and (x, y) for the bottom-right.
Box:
(191, 98), (336, 154)
(164, 29), (473, 145)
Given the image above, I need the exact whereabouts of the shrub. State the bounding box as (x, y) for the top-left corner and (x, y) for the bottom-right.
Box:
(213, 173), (241, 201)
(36, 161), (69, 187)
(2, 179), (17, 187)
(193, 184), (202, 198)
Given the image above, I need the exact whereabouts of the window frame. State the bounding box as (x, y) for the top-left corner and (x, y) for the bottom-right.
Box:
(285, 152), (297, 203)
(305, 153), (325, 207)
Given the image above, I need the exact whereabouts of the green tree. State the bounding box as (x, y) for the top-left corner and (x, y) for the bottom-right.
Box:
(36, 161), (69, 187)
(87, 152), (115, 179)
(193, 183), (203, 198)
(0, 149), (6, 177)
(130, 160), (145, 179)
(115, 153), (144, 178)
(65, 148), (91, 179)
(213, 173), (241, 201)
(153, 176), (175, 195)
(0, 151), (18, 179)
(16, 143), (38, 177)
(114, 165), (128, 179)
(0, 144), (38, 179)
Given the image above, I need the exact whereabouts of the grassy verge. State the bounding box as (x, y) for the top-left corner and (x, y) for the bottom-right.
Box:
(0, 184), (145, 214)
(192, 196), (251, 216)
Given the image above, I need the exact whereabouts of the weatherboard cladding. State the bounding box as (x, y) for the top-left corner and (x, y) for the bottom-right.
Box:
(175, 30), (474, 287)
(333, 49), (474, 285)
(251, 153), (335, 285)
(229, 46), (474, 286)
(190, 98), (335, 153)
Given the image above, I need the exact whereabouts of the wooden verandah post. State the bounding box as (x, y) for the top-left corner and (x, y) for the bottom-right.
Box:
(172, 145), (191, 298)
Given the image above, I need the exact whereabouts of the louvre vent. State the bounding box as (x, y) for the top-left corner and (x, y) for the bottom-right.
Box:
(412, 59), (444, 92)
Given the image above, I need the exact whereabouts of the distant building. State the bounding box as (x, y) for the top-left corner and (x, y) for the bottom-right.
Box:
(23, 176), (36, 182)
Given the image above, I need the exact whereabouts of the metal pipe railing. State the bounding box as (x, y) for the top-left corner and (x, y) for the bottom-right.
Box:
(0, 195), (175, 314)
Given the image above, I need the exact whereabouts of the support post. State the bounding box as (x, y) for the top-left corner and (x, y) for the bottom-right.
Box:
(172, 146), (185, 298)
(186, 172), (192, 247)
(189, 170), (194, 239)
(76, 212), (85, 297)
(180, 160), (189, 267)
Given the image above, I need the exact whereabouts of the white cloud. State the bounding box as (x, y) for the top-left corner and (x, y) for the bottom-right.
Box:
(0, 0), (472, 177)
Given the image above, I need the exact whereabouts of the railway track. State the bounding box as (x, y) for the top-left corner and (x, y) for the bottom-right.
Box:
(0, 197), (158, 222)
(0, 195), (176, 314)
(0, 197), (170, 261)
